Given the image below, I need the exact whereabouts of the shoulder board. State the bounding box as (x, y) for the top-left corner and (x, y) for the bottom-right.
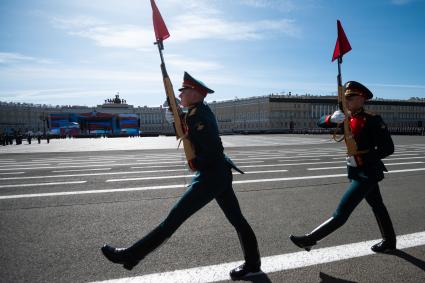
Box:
(364, 110), (377, 116)
(188, 107), (197, 117)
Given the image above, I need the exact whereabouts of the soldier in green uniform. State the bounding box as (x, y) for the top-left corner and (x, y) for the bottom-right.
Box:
(101, 72), (261, 279)
(290, 81), (397, 253)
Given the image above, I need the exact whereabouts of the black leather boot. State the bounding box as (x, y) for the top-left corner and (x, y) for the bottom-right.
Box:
(101, 225), (170, 270)
(101, 245), (140, 270)
(371, 240), (396, 253)
(230, 227), (262, 280)
(289, 234), (317, 251)
(371, 208), (396, 253)
(230, 262), (262, 280)
(290, 217), (344, 251)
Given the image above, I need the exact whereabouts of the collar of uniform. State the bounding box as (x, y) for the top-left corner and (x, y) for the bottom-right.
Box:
(351, 108), (364, 117)
(187, 106), (198, 117)
(188, 101), (203, 109)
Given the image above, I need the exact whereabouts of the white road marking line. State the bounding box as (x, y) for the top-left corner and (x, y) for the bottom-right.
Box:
(105, 170), (289, 183)
(332, 153), (424, 160)
(57, 161), (117, 165)
(307, 162), (425, 171)
(384, 168), (425, 173)
(0, 161), (187, 171)
(30, 156), (183, 164)
(232, 174), (346, 184)
(239, 160), (339, 168)
(0, 163), (51, 168)
(233, 155), (343, 162)
(136, 158), (183, 162)
(240, 163), (321, 168)
(307, 166), (346, 170)
(89, 231), (425, 283)
(52, 168), (112, 173)
(0, 169), (188, 180)
(332, 155), (425, 161)
(243, 169), (288, 174)
(386, 156), (425, 161)
(1, 168), (424, 200)
(0, 172), (25, 175)
(3, 152), (420, 172)
(230, 160), (264, 164)
(0, 184), (184, 199)
(30, 155), (180, 162)
(106, 175), (194, 182)
(131, 165), (186, 169)
(384, 153), (420, 157)
(277, 158), (326, 163)
(0, 161), (47, 165)
(385, 162), (425, 165)
(0, 181), (87, 189)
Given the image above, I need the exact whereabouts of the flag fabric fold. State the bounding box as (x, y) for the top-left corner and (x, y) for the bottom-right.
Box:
(332, 20), (351, 61)
(150, 0), (170, 41)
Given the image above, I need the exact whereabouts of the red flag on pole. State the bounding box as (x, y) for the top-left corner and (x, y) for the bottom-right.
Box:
(150, 0), (170, 42)
(332, 20), (351, 62)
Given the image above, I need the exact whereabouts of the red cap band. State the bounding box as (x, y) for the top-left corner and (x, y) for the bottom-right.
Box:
(182, 80), (207, 96)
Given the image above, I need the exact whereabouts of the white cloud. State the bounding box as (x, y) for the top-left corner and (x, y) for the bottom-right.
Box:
(0, 88), (107, 101)
(50, 5), (299, 49)
(368, 83), (425, 89)
(0, 65), (157, 82)
(167, 55), (223, 72)
(238, 0), (296, 11)
(165, 0), (221, 15)
(50, 15), (105, 29)
(172, 15), (299, 41)
(0, 52), (56, 65)
(51, 15), (154, 49)
(70, 25), (153, 49)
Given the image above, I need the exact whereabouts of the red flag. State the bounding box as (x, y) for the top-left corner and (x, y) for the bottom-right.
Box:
(150, 0), (170, 41)
(332, 20), (351, 62)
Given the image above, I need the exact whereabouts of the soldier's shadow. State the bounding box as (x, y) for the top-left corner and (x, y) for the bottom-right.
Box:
(234, 250), (425, 283)
(388, 249), (425, 271)
(318, 250), (425, 283)
(236, 271), (272, 283)
(319, 272), (357, 282)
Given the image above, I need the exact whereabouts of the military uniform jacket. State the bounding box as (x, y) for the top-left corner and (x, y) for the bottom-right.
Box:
(185, 102), (243, 177)
(318, 109), (394, 182)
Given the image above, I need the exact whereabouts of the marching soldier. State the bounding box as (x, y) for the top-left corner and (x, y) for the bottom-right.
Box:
(290, 81), (397, 253)
(101, 72), (261, 279)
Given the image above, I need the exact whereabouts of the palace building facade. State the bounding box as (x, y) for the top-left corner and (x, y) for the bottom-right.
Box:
(209, 95), (425, 134)
(1, 94), (424, 136)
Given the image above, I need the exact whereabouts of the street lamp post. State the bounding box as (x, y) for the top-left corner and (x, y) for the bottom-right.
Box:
(39, 112), (47, 136)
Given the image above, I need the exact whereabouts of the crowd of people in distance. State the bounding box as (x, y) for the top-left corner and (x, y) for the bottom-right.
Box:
(0, 130), (50, 146)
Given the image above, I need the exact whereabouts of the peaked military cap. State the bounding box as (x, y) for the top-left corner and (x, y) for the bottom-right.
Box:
(178, 72), (214, 96)
(344, 81), (373, 100)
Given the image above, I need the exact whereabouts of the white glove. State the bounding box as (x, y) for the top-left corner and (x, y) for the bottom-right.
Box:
(346, 156), (357, 167)
(165, 108), (174, 124)
(330, 110), (345, 123)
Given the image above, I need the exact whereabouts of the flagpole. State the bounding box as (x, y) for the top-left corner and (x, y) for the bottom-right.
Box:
(154, 40), (165, 65)
(150, 0), (196, 162)
(154, 40), (169, 79)
(337, 57), (343, 110)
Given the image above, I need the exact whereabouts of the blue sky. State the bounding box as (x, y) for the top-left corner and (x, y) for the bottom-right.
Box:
(1, 0), (424, 107)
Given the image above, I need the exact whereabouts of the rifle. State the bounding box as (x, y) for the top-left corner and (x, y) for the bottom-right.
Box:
(335, 57), (357, 156)
(150, 0), (196, 162)
(331, 20), (357, 156)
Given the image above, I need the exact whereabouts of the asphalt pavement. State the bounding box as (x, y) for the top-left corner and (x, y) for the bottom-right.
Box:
(0, 135), (424, 283)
